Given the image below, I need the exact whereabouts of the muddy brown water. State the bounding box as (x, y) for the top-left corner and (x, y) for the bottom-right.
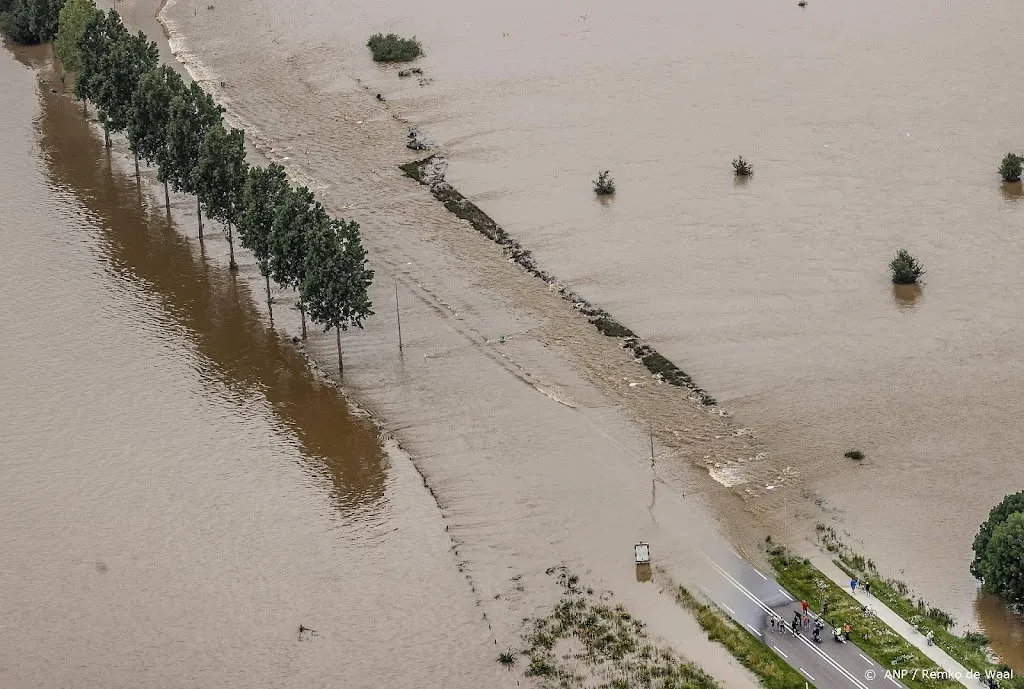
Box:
(153, 0), (1024, 662)
(0, 45), (504, 687)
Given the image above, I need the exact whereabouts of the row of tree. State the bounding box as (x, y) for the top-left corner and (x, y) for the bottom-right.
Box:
(48, 0), (373, 371)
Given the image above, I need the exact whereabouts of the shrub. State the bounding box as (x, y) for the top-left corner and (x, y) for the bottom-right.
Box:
(497, 649), (517, 667)
(999, 153), (1023, 183)
(844, 450), (865, 460)
(593, 170), (616, 195)
(367, 33), (423, 62)
(732, 155), (753, 176)
(890, 249), (925, 285)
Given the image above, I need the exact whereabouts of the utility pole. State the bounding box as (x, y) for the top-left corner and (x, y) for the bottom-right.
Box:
(395, 275), (403, 353)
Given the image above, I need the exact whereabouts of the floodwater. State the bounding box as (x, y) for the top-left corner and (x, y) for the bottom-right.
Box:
(0, 45), (505, 688)
(156, 0), (1024, 662)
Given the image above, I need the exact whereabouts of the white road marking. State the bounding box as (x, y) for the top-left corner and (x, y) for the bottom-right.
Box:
(773, 646), (789, 659)
(754, 568), (769, 580)
(888, 676), (900, 686)
(858, 653), (874, 665)
(722, 604), (736, 616)
(747, 624), (762, 637)
(704, 556), (872, 689)
(780, 589), (795, 601)
(801, 668), (816, 681)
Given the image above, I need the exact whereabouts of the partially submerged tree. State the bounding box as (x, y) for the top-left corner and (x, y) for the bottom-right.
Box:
(999, 153), (1023, 183)
(593, 170), (615, 196)
(366, 32), (423, 62)
(194, 122), (248, 269)
(0, 0), (65, 44)
(732, 155), (753, 177)
(72, 3), (111, 116)
(238, 163), (290, 309)
(301, 217), (374, 374)
(128, 64), (185, 206)
(270, 185), (323, 339)
(972, 491), (1024, 580)
(95, 28), (158, 159)
(889, 248), (925, 285)
(975, 512), (1024, 606)
(54, 0), (94, 77)
(162, 82), (224, 236)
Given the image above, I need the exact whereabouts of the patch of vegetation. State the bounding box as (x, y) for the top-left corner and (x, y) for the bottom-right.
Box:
(0, 0), (64, 44)
(973, 493), (1024, 612)
(811, 527), (1024, 688)
(999, 153), (1023, 183)
(498, 649), (517, 667)
(890, 249), (925, 285)
(732, 156), (753, 177)
(675, 585), (808, 689)
(767, 544), (959, 689)
(397, 67), (423, 77)
(519, 567), (720, 689)
(593, 170), (616, 196)
(844, 450), (865, 460)
(591, 315), (635, 339)
(367, 32), (423, 62)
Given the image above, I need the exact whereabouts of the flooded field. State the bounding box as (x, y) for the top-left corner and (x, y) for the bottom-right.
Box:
(0, 45), (506, 688)
(154, 0), (1024, 660)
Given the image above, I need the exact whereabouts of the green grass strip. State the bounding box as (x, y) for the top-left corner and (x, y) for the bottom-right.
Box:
(675, 585), (810, 689)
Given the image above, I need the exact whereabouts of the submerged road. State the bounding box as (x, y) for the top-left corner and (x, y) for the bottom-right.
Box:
(698, 544), (909, 689)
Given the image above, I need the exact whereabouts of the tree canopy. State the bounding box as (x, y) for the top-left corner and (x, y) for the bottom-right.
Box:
(93, 25), (159, 137)
(0, 0), (64, 44)
(128, 64), (184, 167)
(53, 0), (91, 72)
(194, 122), (247, 227)
(975, 512), (1024, 605)
(972, 491), (1024, 580)
(238, 163), (290, 302)
(163, 82), (222, 195)
(301, 217), (374, 333)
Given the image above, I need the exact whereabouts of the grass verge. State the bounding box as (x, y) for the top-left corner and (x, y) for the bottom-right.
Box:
(675, 585), (809, 689)
(767, 545), (959, 689)
(520, 567), (720, 689)
(817, 525), (1022, 687)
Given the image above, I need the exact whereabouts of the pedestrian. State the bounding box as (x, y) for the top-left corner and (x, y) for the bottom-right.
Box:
(770, 617), (776, 631)
(801, 599), (808, 615)
(926, 630), (934, 646)
(822, 600), (830, 616)
(850, 578), (858, 594)
(791, 617), (799, 634)
(865, 581), (872, 595)
(843, 622), (852, 640)
(802, 613), (810, 629)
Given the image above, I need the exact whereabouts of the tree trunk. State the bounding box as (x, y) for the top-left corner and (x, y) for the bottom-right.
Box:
(336, 326), (343, 377)
(133, 151), (139, 179)
(163, 179), (170, 211)
(196, 197), (203, 239)
(299, 300), (307, 340)
(227, 222), (237, 270)
(103, 124), (110, 148)
(264, 273), (272, 311)
(83, 98), (88, 116)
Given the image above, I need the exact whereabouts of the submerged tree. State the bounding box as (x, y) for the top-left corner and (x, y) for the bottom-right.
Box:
(732, 155), (753, 177)
(999, 153), (1023, 184)
(301, 217), (374, 374)
(889, 248), (925, 285)
(975, 512), (1024, 606)
(593, 170), (615, 196)
(162, 82), (223, 236)
(194, 122), (248, 269)
(97, 29), (159, 166)
(129, 64), (185, 206)
(0, 0), (65, 44)
(238, 163), (290, 310)
(270, 185), (323, 339)
(972, 492), (1024, 580)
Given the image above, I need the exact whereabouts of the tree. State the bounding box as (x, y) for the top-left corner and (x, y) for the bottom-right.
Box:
(732, 155), (753, 176)
(301, 217), (374, 374)
(128, 64), (184, 207)
(93, 25), (158, 154)
(0, 0), (65, 44)
(270, 186), (322, 339)
(999, 153), (1023, 184)
(162, 82), (223, 237)
(54, 0), (93, 76)
(976, 512), (1024, 606)
(972, 491), (1024, 579)
(889, 248), (925, 285)
(72, 3), (108, 115)
(593, 170), (615, 196)
(238, 163), (289, 309)
(194, 122), (248, 269)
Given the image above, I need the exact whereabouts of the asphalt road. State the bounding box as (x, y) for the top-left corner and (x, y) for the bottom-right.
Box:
(696, 544), (910, 689)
